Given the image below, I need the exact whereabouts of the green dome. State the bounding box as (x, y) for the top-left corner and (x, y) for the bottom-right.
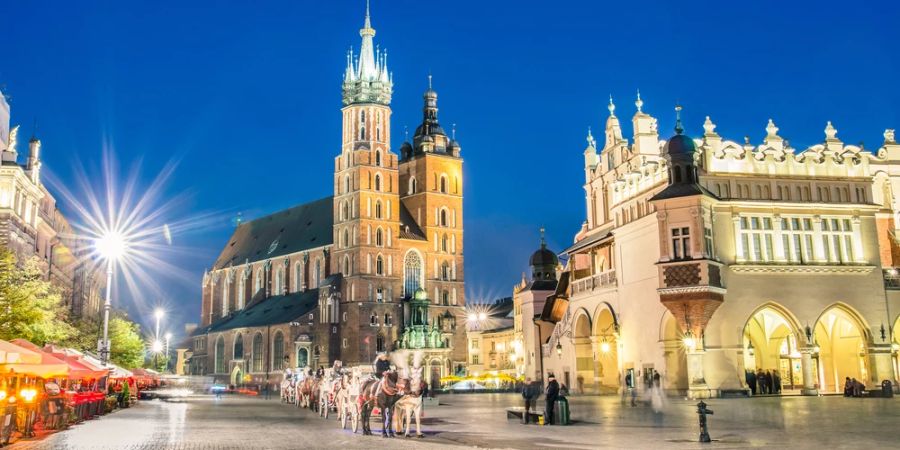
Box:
(413, 287), (428, 301)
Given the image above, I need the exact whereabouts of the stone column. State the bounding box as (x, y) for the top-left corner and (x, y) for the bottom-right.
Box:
(800, 348), (818, 396)
(732, 215), (745, 262)
(850, 216), (866, 263)
(868, 345), (895, 386)
(686, 350), (711, 399)
(773, 214), (787, 262)
(590, 337), (603, 394)
(812, 216), (827, 262)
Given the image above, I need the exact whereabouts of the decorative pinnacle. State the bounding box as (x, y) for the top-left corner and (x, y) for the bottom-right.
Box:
(404, 125), (409, 142)
(825, 121), (838, 140)
(703, 116), (716, 136)
(428, 73), (432, 89)
(608, 95), (616, 115)
(451, 123), (457, 140)
(766, 119), (780, 139)
(674, 104), (684, 135)
(540, 226), (546, 248)
(635, 89), (643, 113)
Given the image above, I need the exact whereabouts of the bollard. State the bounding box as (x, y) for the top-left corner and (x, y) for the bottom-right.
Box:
(696, 400), (714, 443)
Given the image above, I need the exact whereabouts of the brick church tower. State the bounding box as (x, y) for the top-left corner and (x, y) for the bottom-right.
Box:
(332, 4), (404, 365)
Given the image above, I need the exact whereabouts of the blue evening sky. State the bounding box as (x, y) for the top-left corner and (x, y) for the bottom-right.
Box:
(4, 1), (898, 339)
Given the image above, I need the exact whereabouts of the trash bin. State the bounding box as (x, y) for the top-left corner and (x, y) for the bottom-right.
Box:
(882, 380), (893, 398)
(554, 396), (570, 425)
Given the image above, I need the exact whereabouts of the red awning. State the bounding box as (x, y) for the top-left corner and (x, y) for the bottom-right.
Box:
(38, 344), (109, 379)
(2, 340), (69, 378)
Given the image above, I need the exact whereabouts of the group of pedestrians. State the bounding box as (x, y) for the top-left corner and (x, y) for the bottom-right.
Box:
(520, 373), (562, 425)
(843, 377), (865, 397)
(745, 368), (781, 395)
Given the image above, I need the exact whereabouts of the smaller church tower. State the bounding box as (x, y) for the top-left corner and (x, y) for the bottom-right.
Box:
(530, 227), (558, 281)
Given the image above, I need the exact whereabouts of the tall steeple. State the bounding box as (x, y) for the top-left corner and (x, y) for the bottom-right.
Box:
(357, 0), (378, 81)
(342, 0), (392, 106)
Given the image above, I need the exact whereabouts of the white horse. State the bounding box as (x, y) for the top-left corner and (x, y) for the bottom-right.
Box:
(393, 366), (426, 438)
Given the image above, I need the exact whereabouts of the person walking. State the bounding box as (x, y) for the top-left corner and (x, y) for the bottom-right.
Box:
(773, 371), (781, 394)
(757, 369), (767, 394)
(545, 374), (560, 425)
(522, 377), (539, 424)
(747, 370), (757, 395)
(625, 371), (637, 406)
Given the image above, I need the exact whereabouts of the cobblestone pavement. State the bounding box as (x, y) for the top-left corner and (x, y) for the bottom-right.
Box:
(8, 393), (900, 449)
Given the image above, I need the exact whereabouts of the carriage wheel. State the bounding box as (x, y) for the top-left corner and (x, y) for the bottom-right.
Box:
(341, 407), (348, 429)
(351, 409), (359, 434)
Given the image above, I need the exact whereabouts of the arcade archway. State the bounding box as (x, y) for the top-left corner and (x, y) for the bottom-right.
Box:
(572, 312), (593, 393)
(593, 307), (619, 393)
(814, 305), (868, 393)
(660, 311), (688, 392)
(742, 305), (803, 393)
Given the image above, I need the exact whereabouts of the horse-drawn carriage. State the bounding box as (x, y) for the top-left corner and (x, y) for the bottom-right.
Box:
(277, 355), (428, 438)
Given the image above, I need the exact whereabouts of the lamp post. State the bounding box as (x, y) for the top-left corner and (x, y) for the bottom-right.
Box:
(165, 332), (172, 372)
(95, 231), (128, 366)
(155, 309), (165, 342)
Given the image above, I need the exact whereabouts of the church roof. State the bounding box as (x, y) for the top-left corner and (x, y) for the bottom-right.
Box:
(212, 196), (334, 270)
(398, 202), (427, 240)
(192, 288), (320, 335)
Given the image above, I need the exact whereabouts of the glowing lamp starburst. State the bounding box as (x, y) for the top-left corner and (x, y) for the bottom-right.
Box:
(95, 230), (128, 261)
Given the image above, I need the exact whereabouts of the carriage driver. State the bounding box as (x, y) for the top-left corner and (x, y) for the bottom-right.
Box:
(373, 352), (391, 379)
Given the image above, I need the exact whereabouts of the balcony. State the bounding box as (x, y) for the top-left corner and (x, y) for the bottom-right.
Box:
(570, 269), (617, 296)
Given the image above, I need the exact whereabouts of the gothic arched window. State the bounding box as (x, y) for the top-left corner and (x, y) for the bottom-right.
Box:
(238, 274), (247, 308)
(440, 175), (448, 193)
(343, 255), (350, 276)
(293, 262), (303, 292)
(440, 209), (448, 227)
(441, 234), (448, 252)
(342, 229), (349, 248)
(409, 177), (417, 195)
(375, 200), (382, 219)
(376, 255), (384, 275)
(376, 228), (384, 247)
(375, 150), (382, 166)
(404, 251), (422, 296)
(215, 336), (225, 373)
(255, 268), (263, 296)
(252, 333), (264, 372)
(376, 334), (385, 352)
(441, 261), (450, 280)
(313, 259), (321, 288)
(233, 334), (244, 360)
(274, 266), (284, 295)
(374, 174), (382, 192)
(272, 332), (284, 371)
(222, 278), (230, 316)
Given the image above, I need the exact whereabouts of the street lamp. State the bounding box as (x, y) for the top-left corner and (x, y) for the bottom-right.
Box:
(165, 332), (172, 372)
(154, 308), (165, 341)
(683, 330), (696, 350)
(95, 231), (129, 366)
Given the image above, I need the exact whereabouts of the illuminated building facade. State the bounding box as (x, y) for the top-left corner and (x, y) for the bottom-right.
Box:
(192, 5), (467, 387)
(536, 94), (900, 397)
(0, 90), (104, 320)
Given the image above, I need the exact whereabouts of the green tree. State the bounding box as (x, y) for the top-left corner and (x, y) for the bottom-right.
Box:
(64, 312), (146, 369)
(107, 315), (146, 368)
(0, 248), (75, 344)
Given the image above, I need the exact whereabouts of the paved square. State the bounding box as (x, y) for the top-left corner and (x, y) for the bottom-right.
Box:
(9, 394), (900, 449)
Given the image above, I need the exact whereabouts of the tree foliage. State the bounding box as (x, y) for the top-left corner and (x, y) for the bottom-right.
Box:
(0, 248), (75, 344)
(65, 313), (146, 369)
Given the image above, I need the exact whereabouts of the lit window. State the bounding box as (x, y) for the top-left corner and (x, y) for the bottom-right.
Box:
(671, 227), (691, 260)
